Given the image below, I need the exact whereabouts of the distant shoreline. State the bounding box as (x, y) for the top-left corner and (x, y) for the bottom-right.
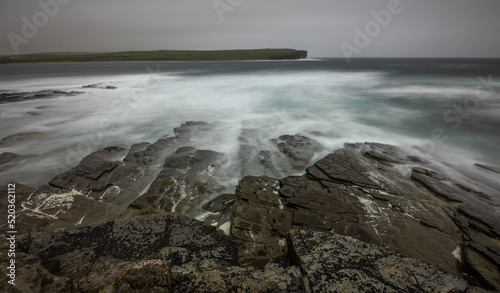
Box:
(0, 49), (308, 64)
(0, 58), (309, 66)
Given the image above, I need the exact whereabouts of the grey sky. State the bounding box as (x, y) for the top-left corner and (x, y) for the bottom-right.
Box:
(1, 0), (499, 57)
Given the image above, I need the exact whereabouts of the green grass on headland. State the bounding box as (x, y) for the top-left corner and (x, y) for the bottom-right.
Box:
(0, 49), (307, 63)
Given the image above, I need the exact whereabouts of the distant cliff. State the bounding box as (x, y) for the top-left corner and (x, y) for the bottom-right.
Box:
(268, 50), (307, 60)
(0, 49), (308, 63)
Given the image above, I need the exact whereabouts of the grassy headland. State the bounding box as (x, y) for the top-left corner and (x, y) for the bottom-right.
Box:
(0, 49), (307, 63)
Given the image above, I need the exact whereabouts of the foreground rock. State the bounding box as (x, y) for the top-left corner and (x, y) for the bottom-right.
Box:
(10, 214), (239, 292)
(2, 213), (302, 292)
(289, 230), (482, 292)
(1, 213), (484, 292)
(230, 176), (289, 267)
(230, 142), (500, 290)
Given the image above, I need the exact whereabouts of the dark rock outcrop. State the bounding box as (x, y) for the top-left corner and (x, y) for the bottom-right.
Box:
(1, 213), (486, 292)
(82, 83), (118, 89)
(274, 134), (323, 169)
(10, 122), (228, 234)
(268, 50), (307, 60)
(0, 253), (73, 293)
(230, 142), (500, 290)
(3, 212), (305, 292)
(0, 90), (84, 104)
(0, 132), (46, 147)
(14, 214), (239, 292)
(202, 193), (236, 213)
(238, 131), (323, 178)
(289, 230), (482, 292)
(0, 183), (35, 233)
(230, 176), (289, 268)
(133, 146), (227, 217)
(0, 152), (36, 172)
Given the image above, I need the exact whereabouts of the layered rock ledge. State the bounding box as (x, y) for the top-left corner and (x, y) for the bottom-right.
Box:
(1, 123), (499, 292)
(0, 90), (84, 104)
(0, 214), (486, 292)
(228, 142), (500, 291)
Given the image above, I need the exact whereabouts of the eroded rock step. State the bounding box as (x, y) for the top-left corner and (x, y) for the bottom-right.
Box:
(230, 142), (500, 290)
(0, 90), (84, 104)
(0, 213), (486, 292)
(0, 122), (228, 233)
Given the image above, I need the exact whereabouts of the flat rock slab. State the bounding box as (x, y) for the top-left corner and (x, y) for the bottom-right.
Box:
(230, 176), (290, 268)
(274, 134), (323, 168)
(238, 131), (324, 178)
(289, 230), (484, 293)
(9, 122), (230, 233)
(230, 142), (500, 290)
(0, 132), (46, 147)
(0, 90), (84, 104)
(16, 214), (239, 291)
(132, 146), (227, 217)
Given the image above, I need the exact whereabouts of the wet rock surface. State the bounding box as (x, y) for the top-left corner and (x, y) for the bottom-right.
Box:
(82, 83), (118, 89)
(238, 131), (323, 178)
(133, 146), (227, 217)
(0, 132), (46, 147)
(289, 230), (481, 293)
(0, 152), (36, 172)
(1, 127), (498, 291)
(8, 122), (228, 233)
(229, 176), (289, 268)
(0, 90), (84, 104)
(1, 214), (486, 292)
(274, 134), (323, 169)
(230, 142), (500, 290)
(0, 253), (73, 293)
(13, 214), (239, 292)
(202, 193), (236, 213)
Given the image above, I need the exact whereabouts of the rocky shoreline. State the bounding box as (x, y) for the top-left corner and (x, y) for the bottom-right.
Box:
(0, 83), (121, 104)
(0, 90), (85, 104)
(1, 122), (499, 292)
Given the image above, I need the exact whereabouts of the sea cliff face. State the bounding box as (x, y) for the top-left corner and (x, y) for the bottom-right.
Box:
(268, 50), (307, 60)
(1, 122), (498, 292)
(0, 49), (308, 63)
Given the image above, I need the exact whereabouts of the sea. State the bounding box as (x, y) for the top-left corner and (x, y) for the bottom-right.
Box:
(1, 58), (499, 189)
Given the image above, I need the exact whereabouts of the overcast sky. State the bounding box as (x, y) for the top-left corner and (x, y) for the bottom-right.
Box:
(1, 0), (499, 57)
